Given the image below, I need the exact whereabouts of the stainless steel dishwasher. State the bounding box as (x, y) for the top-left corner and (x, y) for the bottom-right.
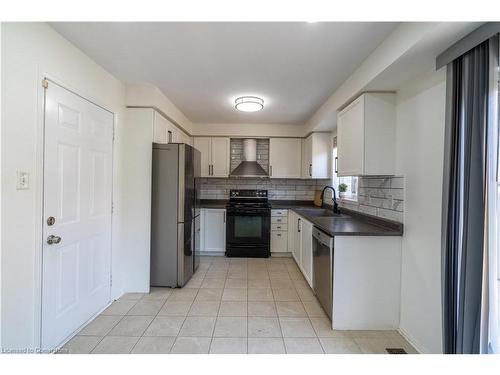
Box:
(312, 227), (334, 320)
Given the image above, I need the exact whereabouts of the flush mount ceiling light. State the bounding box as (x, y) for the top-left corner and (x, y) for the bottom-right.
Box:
(234, 96), (264, 112)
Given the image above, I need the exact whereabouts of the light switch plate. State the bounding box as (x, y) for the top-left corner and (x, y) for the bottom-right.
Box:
(16, 171), (29, 190)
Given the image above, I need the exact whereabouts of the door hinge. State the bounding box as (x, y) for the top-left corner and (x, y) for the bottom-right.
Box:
(41, 79), (49, 89)
(110, 275), (113, 287)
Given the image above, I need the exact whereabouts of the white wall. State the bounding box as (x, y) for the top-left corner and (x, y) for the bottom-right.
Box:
(0, 22), (127, 350)
(0, 22), (3, 348)
(395, 68), (446, 353)
(120, 108), (154, 293)
(306, 23), (437, 132)
(192, 122), (305, 137)
(126, 83), (193, 135)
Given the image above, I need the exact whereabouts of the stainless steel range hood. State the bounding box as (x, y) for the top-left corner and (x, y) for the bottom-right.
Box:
(230, 139), (268, 178)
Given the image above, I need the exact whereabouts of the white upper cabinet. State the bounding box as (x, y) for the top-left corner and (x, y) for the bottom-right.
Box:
(337, 93), (396, 176)
(153, 111), (169, 143)
(211, 137), (230, 177)
(194, 137), (211, 177)
(269, 138), (302, 178)
(301, 133), (331, 179)
(153, 111), (191, 145)
(178, 131), (192, 146)
(193, 137), (230, 178)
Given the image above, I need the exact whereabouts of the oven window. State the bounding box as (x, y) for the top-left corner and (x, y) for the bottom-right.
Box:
(234, 216), (262, 238)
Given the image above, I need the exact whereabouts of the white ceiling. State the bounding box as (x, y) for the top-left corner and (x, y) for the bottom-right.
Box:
(51, 22), (398, 124)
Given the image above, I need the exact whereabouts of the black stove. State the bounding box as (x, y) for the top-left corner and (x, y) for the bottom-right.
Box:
(225, 190), (271, 258)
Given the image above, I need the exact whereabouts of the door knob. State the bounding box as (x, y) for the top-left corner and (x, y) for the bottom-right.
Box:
(47, 235), (62, 245)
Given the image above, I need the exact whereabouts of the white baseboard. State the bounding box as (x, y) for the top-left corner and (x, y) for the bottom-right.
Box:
(53, 300), (112, 353)
(271, 252), (292, 258)
(397, 326), (437, 354)
(199, 252), (225, 256)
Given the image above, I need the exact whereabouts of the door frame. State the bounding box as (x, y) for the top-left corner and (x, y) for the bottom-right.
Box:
(34, 72), (117, 350)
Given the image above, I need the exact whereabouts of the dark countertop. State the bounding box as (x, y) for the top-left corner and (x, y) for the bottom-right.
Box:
(199, 199), (228, 209)
(199, 199), (316, 209)
(199, 199), (403, 237)
(269, 200), (318, 209)
(293, 208), (403, 237)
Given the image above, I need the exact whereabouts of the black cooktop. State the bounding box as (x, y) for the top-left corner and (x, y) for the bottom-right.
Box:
(227, 189), (270, 208)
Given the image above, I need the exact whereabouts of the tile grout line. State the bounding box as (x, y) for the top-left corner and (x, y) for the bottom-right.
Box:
(88, 298), (138, 353)
(269, 262), (286, 353)
(158, 262), (205, 354)
(81, 256), (410, 354)
(206, 258), (217, 354)
(125, 288), (173, 354)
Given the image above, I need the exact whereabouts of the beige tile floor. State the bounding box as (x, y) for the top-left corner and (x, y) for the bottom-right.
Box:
(59, 256), (417, 354)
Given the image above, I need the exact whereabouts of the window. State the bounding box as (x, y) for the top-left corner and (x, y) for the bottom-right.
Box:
(338, 176), (358, 201)
(332, 137), (358, 201)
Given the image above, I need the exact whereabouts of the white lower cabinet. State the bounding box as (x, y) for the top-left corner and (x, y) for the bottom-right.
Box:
(288, 211), (300, 262)
(299, 218), (313, 287)
(271, 209), (289, 253)
(200, 208), (226, 253)
(332, 236), (401, 330)
(271, 231), (288, 253)
(287, 210), (313, 288)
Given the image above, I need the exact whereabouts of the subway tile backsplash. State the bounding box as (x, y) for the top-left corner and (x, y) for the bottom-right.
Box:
(230, 138), (269, 174)
(338, 176), (405, 223)
(198, 178), (332, 201)
(198, 175), (405, 223)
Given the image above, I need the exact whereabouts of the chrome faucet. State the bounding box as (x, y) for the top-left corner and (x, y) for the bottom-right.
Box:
(320, 186), (341, 214)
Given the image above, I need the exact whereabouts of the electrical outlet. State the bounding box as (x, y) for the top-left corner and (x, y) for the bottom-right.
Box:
(16, 171), (30, 190)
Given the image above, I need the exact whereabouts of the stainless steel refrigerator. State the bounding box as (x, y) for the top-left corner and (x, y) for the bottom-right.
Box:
(150, 143), (201, 287)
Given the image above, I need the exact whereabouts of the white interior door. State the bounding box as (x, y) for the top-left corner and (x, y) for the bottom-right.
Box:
(41, 81), (114, 350)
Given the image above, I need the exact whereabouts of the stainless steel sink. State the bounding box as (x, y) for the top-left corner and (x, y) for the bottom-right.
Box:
(296, 208), (349, 218)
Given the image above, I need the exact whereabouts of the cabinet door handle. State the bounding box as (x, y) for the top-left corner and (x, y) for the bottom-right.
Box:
(335, 157), (338, 174)
(309, 164), (312, 177)
(298, 218), (301, 232)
